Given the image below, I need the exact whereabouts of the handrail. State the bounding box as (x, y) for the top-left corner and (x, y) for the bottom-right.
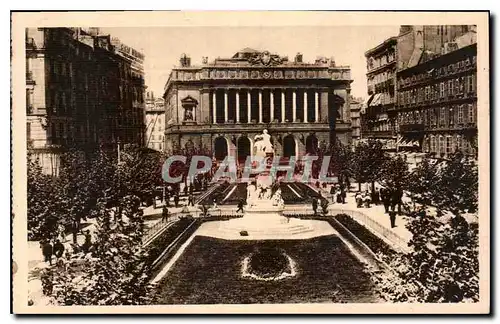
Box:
(283, 207), (410, 253)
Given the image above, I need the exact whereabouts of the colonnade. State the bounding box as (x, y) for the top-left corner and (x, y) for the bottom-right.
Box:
(211, 88), (321, 124)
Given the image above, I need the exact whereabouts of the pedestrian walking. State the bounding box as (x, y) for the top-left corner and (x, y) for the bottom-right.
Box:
(330, 185), (336, 203)
(53, 239), (65, 259)
(236, 199), (244, 213)
(213, 198), (218, 209)
(82, 230), (92, 254)
(174, 194), (180, 208)
(381, 188), (390, 213)
(162, 206), (169, 222)
(395, 188), (404, 214)
(341, 188), (346, 204)
(312, 198), (318, 215)
(165, 190), (171, 207)
(372, 189), (380, 205)
(41, 240), (53, 266)
(320, 198), (329, 215)
(188, 193), (195, 206)
(389, 211), (397, 228)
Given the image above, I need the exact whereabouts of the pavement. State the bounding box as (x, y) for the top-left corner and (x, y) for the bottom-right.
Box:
(316, 183), (413, 247)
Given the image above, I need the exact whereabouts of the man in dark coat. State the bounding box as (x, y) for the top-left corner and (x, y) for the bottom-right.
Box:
(173, 194), (180, 208)
(162, 206), (169, 222)
(236, 199), (244, 213)
(389, 211), (397, 228)
(82, 230), (92, 254)
(41, 240), (53, 265)
(188, 193), (195, 206)
(381, 188), (390, 213)
(312, 198), (318, 215)
(372, 189), (380, 205)
(53, 239), (65, 259)
(391, 188), (403, 214)
(330, 185), (336, 203)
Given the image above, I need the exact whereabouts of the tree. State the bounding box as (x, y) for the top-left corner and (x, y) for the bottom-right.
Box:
(434, 151), (478, 215)
(27, 155), (59, 241)
(49, 195), (155, 305)
(373, 210), (479, 303)
(380, 154), (410, 190)
(350, 139), (387, 191)
(407, 154), (441, 208)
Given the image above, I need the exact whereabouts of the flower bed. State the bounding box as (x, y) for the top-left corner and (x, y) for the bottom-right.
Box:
(245, 246), (291, 280)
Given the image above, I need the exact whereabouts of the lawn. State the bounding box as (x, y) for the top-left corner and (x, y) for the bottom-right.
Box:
(154, 235), (378, 304)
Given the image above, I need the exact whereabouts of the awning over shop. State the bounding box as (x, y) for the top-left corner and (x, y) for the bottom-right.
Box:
(361, 94), (374, 113)
(369, 93), (382, 106)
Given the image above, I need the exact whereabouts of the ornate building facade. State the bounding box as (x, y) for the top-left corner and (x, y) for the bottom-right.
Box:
(26, 27), (146, 174)
(362, 37), (397, 150)
(162, 49), (352, 163)
(396, 36), (477, 158)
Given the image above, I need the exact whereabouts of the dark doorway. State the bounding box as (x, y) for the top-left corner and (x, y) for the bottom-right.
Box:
(237, 136), (251, 164)
(214, 137), (228, 161)
(306, 135), (318, 154)
(283, 135), (296, 158)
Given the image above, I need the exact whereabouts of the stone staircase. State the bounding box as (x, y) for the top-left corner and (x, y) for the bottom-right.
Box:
(215, 216), (327, 239)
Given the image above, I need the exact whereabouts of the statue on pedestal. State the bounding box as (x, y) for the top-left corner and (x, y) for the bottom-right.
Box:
(253, 129), (274, 158)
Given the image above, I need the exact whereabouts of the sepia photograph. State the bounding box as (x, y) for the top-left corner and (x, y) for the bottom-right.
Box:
(11, 11), (490, 314)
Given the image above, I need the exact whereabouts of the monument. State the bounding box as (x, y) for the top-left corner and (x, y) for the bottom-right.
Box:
(218, 130), (318, 237)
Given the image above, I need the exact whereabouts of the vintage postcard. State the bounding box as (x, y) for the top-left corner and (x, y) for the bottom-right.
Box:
(11, 11), (490, 314)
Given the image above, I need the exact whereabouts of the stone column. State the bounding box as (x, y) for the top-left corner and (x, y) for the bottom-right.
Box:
(247, 89), (251, 123)
(270, 89), (274, 122)
(236, 89), (240, 123)
(212, 90), (217, 124)
(292, 90), (297, 122)
(281, 90), (285, 123)
(224, 89), (228, 122)
(303, 90), (308, 123)
(258, 89), (263, 123)
(200, 89), (210, 124)
(315, 91), (319, 122)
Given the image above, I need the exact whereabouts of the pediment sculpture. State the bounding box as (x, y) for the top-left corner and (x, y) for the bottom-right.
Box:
(248, 50), (283, 66)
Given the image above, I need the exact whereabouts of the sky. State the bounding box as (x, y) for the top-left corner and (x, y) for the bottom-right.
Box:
(102, 26), (400, 99)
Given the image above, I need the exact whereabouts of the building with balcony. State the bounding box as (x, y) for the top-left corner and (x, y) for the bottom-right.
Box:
(395, 27), (477, 158)
(362, 37), (398, 150)
(145, 91), (165, 151)
(26, 27), (146, 174)
(162, 49), (353, 163)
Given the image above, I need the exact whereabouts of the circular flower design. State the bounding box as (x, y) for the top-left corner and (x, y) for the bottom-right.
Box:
(241, 246), (297, 281)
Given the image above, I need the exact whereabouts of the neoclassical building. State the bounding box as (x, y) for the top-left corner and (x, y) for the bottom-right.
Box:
(162, 48), (353, 163)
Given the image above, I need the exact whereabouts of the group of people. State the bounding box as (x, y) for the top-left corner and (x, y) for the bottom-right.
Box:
(311, 195), (330, 215)
(355, 191), (374, 208)
(354, 186), (404, 213)
(328, 184), (347, 204)
(40, 229), (93, 266)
